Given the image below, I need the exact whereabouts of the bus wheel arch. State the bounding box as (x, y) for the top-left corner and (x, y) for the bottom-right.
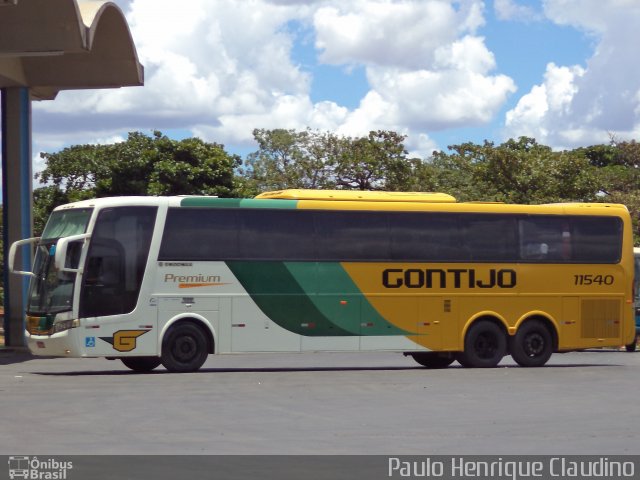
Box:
(509, 316), (556, 367)
(160, 317), (215, 372)
(161, 315), (216, 354)
(456, 315), (508, 368)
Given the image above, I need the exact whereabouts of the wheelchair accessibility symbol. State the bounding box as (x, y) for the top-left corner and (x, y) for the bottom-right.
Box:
(85, 337), (96, 348)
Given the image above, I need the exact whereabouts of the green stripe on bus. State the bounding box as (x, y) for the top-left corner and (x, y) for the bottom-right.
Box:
(180, 198), (298, 209)
(284, 262), (412, 336)
(226, 261), (415, 337)
(226, 261), (354, 336)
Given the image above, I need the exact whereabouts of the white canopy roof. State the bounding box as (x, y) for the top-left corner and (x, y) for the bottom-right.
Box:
(0, 0), (143, 100)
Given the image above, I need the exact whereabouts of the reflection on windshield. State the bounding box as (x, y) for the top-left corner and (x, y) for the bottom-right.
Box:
(27, 208), (92, 315)
(42, 208), (92, 240)
(28, 244), (75, 314)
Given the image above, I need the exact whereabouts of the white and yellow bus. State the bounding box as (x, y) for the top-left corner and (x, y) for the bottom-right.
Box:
(9, 190), (636, 372)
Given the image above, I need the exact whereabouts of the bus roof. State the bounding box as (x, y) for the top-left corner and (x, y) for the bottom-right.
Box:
(255, 189), (457, 203)
(52, 193), (630, 219)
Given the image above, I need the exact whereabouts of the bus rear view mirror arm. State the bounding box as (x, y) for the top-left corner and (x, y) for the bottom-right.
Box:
(54, 233), (91, 273)
(8, 237), (40, 277)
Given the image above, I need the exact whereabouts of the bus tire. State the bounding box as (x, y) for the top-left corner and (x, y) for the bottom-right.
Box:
(121, 356), (162, 372)
(625, 335), (637, 352)
(456, 320), (506, 368)
(509, 320), (553, 367)
(410, 352), (455, 369)
(161, 322), (209, 373)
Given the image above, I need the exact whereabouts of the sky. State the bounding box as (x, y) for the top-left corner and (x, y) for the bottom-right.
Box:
(25, 0), (640, 174)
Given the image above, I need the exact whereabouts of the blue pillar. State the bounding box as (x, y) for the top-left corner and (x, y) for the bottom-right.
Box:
(1, 87), (33, 347)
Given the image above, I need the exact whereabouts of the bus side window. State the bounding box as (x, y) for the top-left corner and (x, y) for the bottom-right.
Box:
(519, 217), (564, 261)
(522, 242), (549, 259)
(65, 241), (83, 270)
(84, 240), (125, 287)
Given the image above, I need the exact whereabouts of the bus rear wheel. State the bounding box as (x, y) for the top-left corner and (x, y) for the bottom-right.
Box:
(456, 320), (506, 368)
(161, 322), (209, 373)
(410, 352), (455, 369)
(121, 356), (162, 372)
(509, 320), (553, 367)
(625, 335), (637, 352)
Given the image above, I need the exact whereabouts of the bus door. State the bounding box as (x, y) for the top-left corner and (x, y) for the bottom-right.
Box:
(79, 206), (158, 356)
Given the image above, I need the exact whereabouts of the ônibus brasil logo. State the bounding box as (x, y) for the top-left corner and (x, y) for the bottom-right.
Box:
(8, 456), (73, 480)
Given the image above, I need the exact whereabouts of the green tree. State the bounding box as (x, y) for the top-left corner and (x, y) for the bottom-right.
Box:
(34, 131), (241, 228)
(332, 130), (410, 190)
(244, 129), (411, 192)
(243, 128), (334, 192)
(591, 139), (640, 243)
(427, 137), (600, 203)
(32, 186), (71, 236)
(39, 131), (240, 198)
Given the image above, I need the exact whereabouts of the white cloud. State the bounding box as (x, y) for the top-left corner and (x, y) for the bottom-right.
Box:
(313, 0), (487, 70)
(542, 0), (640, 33)
(31, 0), (516, 163)
(312, 0), (514, 154)
(361, 64), (515, 130)
(505, 1), (640, 147)
(505, 63), (584, 144)
(314, 0), (476, 70)
(494, 0), (543, 22)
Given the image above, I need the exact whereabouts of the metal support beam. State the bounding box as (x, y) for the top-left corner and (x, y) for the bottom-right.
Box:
(2, 87), (33, 347)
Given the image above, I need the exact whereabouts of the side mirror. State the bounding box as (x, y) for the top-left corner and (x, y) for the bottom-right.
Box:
(8, 237), (41, 276)
(54, 233), (91, 273)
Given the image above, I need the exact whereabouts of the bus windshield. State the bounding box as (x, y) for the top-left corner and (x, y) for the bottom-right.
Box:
(27, 208), (92, 316)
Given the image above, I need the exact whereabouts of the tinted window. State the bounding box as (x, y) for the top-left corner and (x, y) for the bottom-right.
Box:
(313, 211), (389, 260)
(81, 206), (157, 317)
(158, 208), (622, 264)
(519, 216), (567, 261)
(519, 215), (621, 263)
(389, 213), (459, 261)
(569, 216), (622, 262)
(462, 215), (518, 262)
(239, 210), (315, 259)
(160, 208), (239, 260)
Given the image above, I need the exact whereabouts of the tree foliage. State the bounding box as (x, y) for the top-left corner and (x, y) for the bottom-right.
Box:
(428, 137), (600, 203)
(28, 129), (640, 245)
(243, 128), (332, 192)
(33, 131), (241, 234)
(243, 129), (411, 192)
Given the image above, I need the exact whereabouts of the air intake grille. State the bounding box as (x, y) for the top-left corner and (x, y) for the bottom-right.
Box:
(581, 299), (621, 338)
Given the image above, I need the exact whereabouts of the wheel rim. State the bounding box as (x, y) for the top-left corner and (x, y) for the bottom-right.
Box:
(173, 335), (197, 363)
(474, 332), (499, 359)
(523, 332), (545, 357)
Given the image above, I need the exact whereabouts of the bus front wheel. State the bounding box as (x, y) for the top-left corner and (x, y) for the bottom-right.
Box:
(161, 322), (209, 373)
(625, 335), (637, 352)
(456, 320), (506, 368)
(509, 320), (553, 367)
(121, 356), (162, 372)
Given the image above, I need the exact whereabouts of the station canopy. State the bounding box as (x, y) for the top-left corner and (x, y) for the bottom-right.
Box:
(0, 0), (143, 100)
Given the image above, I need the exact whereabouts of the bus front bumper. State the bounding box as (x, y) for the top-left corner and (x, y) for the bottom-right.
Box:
(26, 328), (85, 357)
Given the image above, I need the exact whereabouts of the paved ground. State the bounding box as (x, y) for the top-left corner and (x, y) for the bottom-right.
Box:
(1, 349), (639, 455)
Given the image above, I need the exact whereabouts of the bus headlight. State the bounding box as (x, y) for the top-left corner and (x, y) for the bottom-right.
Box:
(52, 319), (80, 334)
